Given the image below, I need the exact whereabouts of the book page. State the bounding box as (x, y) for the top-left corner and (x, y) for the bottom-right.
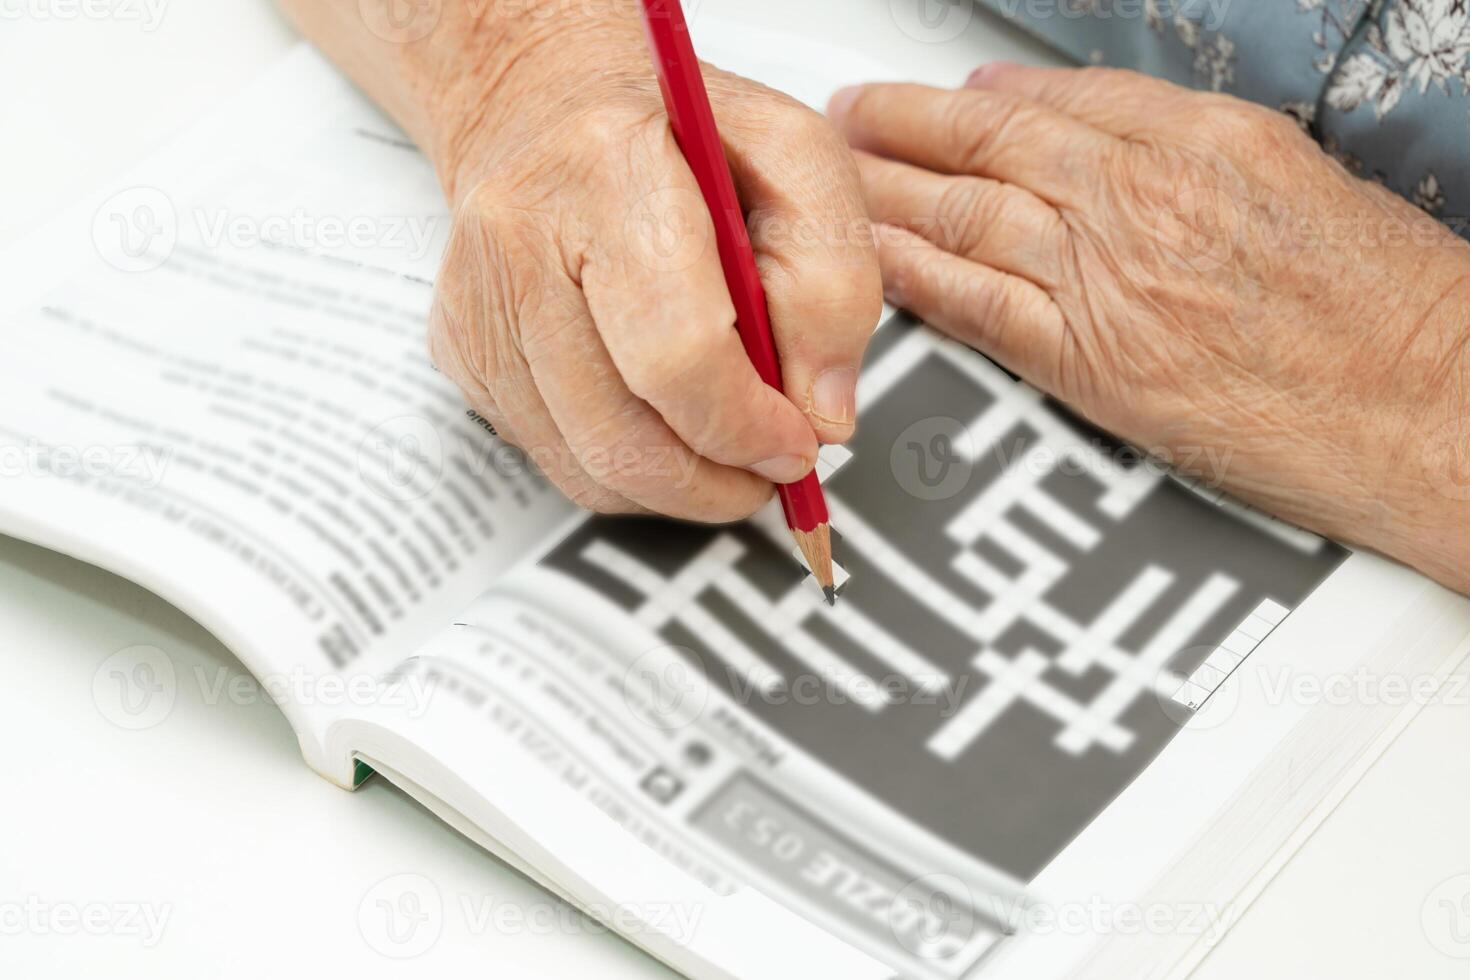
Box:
(270, 20), (1463, 979)
(357, 298), (1456, 979)
(408, 305), (1344, 974)
(0, 49), (574, 775)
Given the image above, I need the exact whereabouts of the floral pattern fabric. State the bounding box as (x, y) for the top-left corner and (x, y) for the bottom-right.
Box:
(979, 0), (1470, 235)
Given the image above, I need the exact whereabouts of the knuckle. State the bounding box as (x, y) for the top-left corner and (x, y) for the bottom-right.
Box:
(427, 294), (492, 390)
(519, 299), (586, 353)
(567, 106), (639, 155)
(981, 278), (1018, 326)
(455, 177), (557, 255)
(720, 479), (777, 522)
(481, 369), (540, 422)
(562, 399), (644, 456)
(764, 99), (832, 145)
(797, 264), (881, 324)
(686, 390), (770, 461)
(569, 415), (682, 493)
(1203, 102), (1288, 151)
(835, 265), (885, 332)
(948, 93), (1026, 172)
(460, 178), (500, 215)
(456, 179), (518, 231)
(621, 348), (689, 404)
(1079, 65), (1152, 95)
(562, 476), (634, 515)
(1074, 65), (1122, 89)
(963, 282), (1015, 351)
(667, 472), (772, 524)
(917, 248), (964, 303)
(426, 304), (457, 373)
(767, 241), (882, 331)
(455, 180), (497, 221)
(621, 313), (730, 404)
(937, 177), (1004, 259)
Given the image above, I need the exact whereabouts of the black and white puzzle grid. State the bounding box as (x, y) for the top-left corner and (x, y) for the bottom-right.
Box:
(542, 313), (1347, 883)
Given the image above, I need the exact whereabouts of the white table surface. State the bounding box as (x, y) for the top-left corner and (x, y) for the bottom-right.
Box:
(2, 2), (1468, 977)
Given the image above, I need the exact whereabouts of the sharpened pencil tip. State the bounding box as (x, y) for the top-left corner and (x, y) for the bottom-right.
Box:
(824, 585), (837, 606)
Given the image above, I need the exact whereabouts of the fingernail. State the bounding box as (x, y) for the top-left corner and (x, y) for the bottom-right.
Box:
(810, 368), (858, 429)
(751, 454), (812, 484)
(827, 85), (861, 119)
(965, 63), (1010, 88)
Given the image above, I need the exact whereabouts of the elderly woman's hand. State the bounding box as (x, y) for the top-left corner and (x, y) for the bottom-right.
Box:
(829, 63), (1470, 594)
(280, 2), (881, 522)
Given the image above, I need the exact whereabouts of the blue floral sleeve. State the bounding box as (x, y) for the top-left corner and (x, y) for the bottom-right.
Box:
(976, 0), (1468, 234)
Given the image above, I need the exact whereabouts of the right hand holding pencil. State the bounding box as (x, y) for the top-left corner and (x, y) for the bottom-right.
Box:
(278, 2), (883, 522)
(429, 35), (881, 520)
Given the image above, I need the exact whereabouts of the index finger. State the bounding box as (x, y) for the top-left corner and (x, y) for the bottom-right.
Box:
(964, 63), (1188, 140)
(714, 78), (885, 444)
(826, 82), (1112, 208)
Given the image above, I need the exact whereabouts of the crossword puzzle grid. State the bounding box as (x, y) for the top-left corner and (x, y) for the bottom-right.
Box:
(543, 315), (1347, 881)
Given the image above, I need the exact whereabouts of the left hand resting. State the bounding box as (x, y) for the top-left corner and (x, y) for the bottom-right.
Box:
(827, 64), (1470, 596)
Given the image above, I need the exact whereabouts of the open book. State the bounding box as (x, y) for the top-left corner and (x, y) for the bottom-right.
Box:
(6, 24), (1470, 980)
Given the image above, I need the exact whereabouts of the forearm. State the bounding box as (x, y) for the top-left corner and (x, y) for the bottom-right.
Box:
(275, 0), (646, 196)
(1376, 278), (1470, 595)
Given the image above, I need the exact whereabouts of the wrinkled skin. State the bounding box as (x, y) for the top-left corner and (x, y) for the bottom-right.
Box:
(829, 63), (1470, 595)
(277, 1), (881, 522)
(275, 0), (1470, 595)
(425, 27), (882, 522)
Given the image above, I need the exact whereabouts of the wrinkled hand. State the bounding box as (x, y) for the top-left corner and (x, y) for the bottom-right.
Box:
(425, 26), (880, 522)
(828, 64), (1470, 594)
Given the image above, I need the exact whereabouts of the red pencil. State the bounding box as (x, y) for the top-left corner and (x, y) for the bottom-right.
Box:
(636, 0), (837, 605)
